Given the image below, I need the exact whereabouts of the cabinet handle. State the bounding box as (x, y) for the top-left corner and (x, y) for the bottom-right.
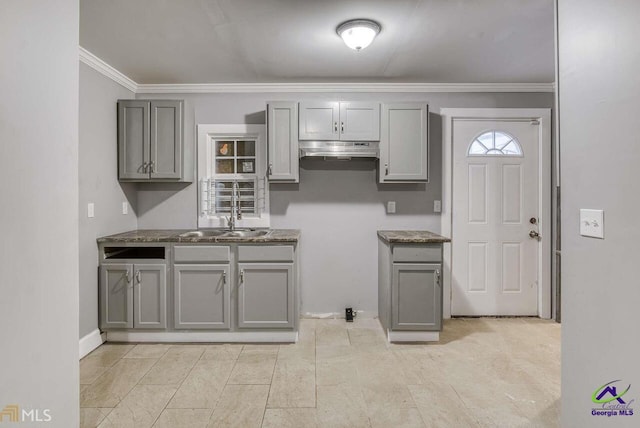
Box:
(222, 271), (226, 284)
(341, 122), (344, 133)
(240, 270), (245, 283)
(149, 161), (155, 173)
(135, 271), (141, 284)
(334, 122), (338, 133)
(435, 269), (440, 286)
(385, 163), (389, 176)
(125, 270), (131, 283)
(268, 163), (273, 176)
(142, 162), (148, 173)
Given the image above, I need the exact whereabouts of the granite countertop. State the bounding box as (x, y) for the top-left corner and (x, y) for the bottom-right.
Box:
(97, 229), (301, 243)
(377, 230), (451, 244)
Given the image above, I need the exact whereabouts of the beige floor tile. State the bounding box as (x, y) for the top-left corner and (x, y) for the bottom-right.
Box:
(316, 385), (371, 428)
(80, 408), (112, 428)
(207, 384), (269, 428)
(227, 352), (276, 385)
(97, 384), (176, 428)
(80, 358), (158, 408)
(262, 408), (318, 428)
(167, 359), (235, 409)
(123, 344), (172, 359)
(153, 408), (213, 428)
(368, 407), (426, 428)
(278, 342), (315, 362)
(80, 344), (136, 384)
(409, 383), (479, 428)
(139, 346), (204, 385)
(361, 382), (416, 409)
(85, 344), (135, 361)
(348, 328), (387, 346)
(80, 359), (112, 385)
(316, 359), (359, 386)
(200, 344), (243, 361)
(267, 359), (316, 408)
(241, 344), (280, 355)
(316, 323), (351, 346)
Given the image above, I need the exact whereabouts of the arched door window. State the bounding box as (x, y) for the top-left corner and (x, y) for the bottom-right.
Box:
(468, 131), (523, 156)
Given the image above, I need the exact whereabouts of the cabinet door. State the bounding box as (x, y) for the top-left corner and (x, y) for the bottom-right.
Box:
(118, 100), (150, 180)
(391, 263), (441, 331)
(237, 263), (294, 329)
(298, 102), (340, 140)
(133, 264), (166, 329)
(339, 102), (380, 141)
(174, 264), (230, 329)
(380, 103), (429, 182)
(100, 264), (133, 329)
(268, 102), (299, 182)
(150, 100), (183, 179)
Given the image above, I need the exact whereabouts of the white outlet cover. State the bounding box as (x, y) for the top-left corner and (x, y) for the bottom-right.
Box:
(387, 201), (396, 214)
(580, 209), (604, 239)
(122, 202), (128, 215)
(87, 203), (95, 218)
(434, 200), (442, 213)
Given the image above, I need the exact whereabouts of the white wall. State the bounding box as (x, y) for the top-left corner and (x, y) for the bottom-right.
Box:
(559, 1), (640, 426)
(79, 64), (137, 339)
(0, 1), (79, 426)
(136, 92), (553, 315)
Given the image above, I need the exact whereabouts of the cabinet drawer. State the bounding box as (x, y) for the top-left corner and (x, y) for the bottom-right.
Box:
(174, 246), (230, 263)
(392, 245), (441, 263)
(238, 245), (294, 262)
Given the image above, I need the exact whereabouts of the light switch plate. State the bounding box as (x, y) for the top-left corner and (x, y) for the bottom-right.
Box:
(87, 203), (95, 218)
(434, 200), (442, 213)
(387, 201), (396, 214)
(580, 209), (604, 239)
(122, 202), (128, 215)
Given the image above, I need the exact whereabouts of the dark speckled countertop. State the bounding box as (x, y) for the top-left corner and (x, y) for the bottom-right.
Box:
(97, 229), (301, 243)
(377, 230), (450, 244)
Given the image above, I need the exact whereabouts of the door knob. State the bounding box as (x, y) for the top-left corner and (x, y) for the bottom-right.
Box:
(529, 230), (541, 239)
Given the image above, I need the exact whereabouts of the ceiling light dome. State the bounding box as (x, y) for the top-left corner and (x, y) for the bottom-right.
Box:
(336, 19), (381, 51)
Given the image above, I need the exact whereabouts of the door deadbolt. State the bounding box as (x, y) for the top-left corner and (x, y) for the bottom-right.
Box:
(529, 217), (537, 224)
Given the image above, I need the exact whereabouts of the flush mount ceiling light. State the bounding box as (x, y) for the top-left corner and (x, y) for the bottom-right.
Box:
(336, 19), (381, 51)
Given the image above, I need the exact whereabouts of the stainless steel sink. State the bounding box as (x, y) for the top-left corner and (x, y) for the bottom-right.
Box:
(221, 230), (270, 238)
(179, 229), (270, 238)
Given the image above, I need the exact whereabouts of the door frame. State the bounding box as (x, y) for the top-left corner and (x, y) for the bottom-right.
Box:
(440, 108), (552, 319)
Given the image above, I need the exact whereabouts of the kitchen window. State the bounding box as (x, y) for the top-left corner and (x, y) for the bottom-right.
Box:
(197, 124), (269, 228)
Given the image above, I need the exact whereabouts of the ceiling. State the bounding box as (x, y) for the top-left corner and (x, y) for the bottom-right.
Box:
(80, 0), (555, 84)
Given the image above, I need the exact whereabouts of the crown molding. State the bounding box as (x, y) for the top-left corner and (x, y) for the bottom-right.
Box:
(78, 47), (554, 94)
(136, 82), (555, 94)
(78, 47), (138, 93)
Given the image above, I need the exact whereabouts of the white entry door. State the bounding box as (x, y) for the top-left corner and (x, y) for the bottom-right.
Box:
(452, 119), (541, 316)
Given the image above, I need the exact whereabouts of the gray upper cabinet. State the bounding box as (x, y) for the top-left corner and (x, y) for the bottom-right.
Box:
(267, 102), (299, 182)
(100, 264), (133, 329)
(118, 99), (185, 182)
(379, 103), (429, 183)
(134, 264), (167, 329)
(237, 263), (294, 329)
(100, 262), (167, 330)
(299, 101), (380, 141)
(391, 263), (441, 331)
(174, 264), (231, 329)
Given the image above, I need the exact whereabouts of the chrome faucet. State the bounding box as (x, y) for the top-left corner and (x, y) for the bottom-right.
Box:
(226, 181), (242, 231)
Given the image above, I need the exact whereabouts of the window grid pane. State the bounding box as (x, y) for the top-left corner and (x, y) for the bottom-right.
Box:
(468, 131), (522, 156)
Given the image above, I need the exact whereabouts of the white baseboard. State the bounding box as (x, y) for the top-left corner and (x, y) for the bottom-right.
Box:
(106, 331), (298, 343)
(302, 310), (377, 319)
(387, 330), (440, 342)
(79, 329), (105, 359)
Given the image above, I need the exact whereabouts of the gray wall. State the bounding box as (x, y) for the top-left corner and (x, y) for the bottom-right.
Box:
(559, 1), (640, 425)
(79, 64), (137, 339)
(136, 92), (553, 315)
(0, 1), (80, 426)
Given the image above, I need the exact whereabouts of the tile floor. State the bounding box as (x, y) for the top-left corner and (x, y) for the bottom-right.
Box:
(80, 317), (560, 427)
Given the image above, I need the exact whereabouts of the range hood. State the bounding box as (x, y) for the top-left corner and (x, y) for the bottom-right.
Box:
(299, 141), (379, 160)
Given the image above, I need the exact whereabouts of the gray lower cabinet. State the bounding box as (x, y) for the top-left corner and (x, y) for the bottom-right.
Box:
(237, 263), (294, 329)
(391, 263), (441, 330)
(174, 264), (231, 329)
(379, 240), (443, 335)
(100, 262), (166, 329)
